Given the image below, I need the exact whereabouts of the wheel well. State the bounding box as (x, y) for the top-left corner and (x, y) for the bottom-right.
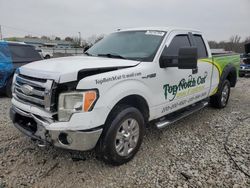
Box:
(226, 69), (237, 87)
(108, 95), (150, 123)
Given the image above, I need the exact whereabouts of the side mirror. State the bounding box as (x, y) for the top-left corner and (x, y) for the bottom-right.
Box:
(178, 47), (198, 69)
(159, 56), (178, 68)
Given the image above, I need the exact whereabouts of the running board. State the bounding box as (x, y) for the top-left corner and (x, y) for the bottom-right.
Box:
(156, 101), (209, 129)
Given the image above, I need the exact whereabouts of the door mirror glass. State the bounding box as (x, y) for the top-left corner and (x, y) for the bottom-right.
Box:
(159, 55), (177, 68)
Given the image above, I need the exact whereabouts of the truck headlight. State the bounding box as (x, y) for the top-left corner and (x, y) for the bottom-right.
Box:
(58, 90), (98, 122)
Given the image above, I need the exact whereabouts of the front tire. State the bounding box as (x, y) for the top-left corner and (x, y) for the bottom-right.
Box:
(210, 79), (231, 108)
(97, 105), (145, 165)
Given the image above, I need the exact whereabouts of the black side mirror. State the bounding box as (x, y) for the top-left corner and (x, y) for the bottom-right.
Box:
(159, 56), (178, 68)
(178, 47), (198, 69)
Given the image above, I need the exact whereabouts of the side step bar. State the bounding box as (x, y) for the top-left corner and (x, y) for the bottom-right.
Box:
(156, 101), (209, 129)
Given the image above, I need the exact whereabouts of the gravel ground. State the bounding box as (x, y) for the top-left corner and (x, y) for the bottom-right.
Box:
(0, 78), (250, 188)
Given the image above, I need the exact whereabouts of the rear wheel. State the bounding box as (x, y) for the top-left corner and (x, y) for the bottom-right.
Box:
(44, 55), (51, 59)
(210, 79), (230, 108)
(96, 105), (145, 165)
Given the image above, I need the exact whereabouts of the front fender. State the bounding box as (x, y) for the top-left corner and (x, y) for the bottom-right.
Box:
(77, 77), (153, 125)
(99, 79), (153, 110)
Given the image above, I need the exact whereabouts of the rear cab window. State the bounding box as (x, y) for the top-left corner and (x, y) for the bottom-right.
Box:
(193, 35), (208, 58)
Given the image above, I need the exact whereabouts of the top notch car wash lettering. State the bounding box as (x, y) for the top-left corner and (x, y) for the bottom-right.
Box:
(163, 72), (208, 101)
(95, 72), (142, 85)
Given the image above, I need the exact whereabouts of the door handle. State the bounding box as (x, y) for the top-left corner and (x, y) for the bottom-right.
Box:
(192, 68), (198, 74)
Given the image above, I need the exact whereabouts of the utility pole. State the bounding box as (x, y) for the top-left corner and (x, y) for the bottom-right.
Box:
(78, 32), (81, 47)
(0, 25), (2, 40)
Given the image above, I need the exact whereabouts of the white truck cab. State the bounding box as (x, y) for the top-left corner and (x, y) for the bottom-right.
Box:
(10, 27), (239, 165)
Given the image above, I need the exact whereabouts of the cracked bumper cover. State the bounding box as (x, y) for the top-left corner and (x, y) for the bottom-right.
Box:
(9, 106), (103, 151)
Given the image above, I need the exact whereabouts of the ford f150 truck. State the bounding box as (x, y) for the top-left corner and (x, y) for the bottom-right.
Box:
(9, 27), (240, 165)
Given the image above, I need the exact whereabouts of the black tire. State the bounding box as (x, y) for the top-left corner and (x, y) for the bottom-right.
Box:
(5, 77), (13, 98)
(96, 105), (145, 165)
(210, 79), (230, 108)
(45, 55), (50, 59)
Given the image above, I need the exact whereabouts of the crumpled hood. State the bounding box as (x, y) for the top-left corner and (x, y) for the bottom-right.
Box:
(19, 56), (140, 83)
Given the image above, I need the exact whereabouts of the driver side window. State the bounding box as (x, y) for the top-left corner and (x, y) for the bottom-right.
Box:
(161, 35), (191, 57)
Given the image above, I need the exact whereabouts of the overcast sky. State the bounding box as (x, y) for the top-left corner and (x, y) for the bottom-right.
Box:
(0, 0), (249, 41)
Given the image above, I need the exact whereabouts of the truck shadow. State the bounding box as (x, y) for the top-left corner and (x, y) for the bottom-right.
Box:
(0, 92), (8, 98)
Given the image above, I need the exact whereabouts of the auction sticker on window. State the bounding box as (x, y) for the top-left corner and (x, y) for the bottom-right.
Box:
(145, 31), (165, 36)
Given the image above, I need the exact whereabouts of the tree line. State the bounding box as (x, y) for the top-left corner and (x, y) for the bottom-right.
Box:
(208, 35), (250, 53)
(6, 34), (250, 53)
(6, 34), (104, 49)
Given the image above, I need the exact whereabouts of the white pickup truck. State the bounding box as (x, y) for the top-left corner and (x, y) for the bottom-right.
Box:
(10, 27), (240, 165)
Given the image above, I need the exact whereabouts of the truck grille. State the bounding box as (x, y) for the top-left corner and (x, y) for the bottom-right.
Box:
(13, 74), (56, 111)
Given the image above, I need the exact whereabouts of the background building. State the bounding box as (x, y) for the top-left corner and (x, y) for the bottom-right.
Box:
(14, 37), (73, 49)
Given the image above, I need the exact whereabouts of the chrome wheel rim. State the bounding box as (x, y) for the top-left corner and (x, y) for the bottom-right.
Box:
(115, 118), (140, 157)
(221, 84), (229, 106)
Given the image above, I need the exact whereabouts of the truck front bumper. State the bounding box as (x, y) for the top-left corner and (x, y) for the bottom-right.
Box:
(10, 106), (103, 151)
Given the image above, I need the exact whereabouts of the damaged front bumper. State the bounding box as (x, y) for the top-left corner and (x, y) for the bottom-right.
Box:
(9, 106), (103, 151)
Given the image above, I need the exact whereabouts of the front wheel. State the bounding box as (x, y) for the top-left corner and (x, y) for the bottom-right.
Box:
(210, 79), (231, 108)
(96, 105), (145, 165)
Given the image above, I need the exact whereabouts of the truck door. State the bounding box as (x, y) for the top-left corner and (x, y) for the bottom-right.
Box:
(155, 32), (212, 117)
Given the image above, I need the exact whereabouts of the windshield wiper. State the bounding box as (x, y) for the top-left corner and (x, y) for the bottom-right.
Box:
(97, 53), (127, 59)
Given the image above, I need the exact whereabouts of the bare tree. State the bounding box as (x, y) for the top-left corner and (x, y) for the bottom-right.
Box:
(41, 36), (50, 40)
(65, 37), (73, 42)
(87, 34), (104, 46)
(25, 35), (38, 39)
(244, 36), (250, 44)
(229, 35), (241, 44)
(208, 35), (249, 53)
(55, 37), (61, 41)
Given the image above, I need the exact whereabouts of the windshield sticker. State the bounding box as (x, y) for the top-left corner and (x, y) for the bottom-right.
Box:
(95, 72), (142, 85)
(145, 31), (165, 36)
(163, 72), (208, 102)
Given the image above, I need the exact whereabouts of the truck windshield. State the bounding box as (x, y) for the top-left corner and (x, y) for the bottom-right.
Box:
(87, 31), (166, 61)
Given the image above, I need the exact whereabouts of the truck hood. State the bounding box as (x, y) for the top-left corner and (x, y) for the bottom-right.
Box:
(19, 56), (140, 83)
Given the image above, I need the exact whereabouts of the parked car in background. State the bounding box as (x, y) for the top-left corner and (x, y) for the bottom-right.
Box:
(0, 41), (42, 97)
(240, 63), (250, 77)
(239, 43), (250, 77)
(36, 49), (53, 59)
